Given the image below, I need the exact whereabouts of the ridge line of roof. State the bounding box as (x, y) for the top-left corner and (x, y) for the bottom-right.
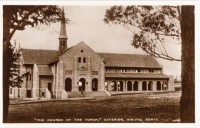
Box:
(97, 52), (152, 56)
(21, 48), (58, 52)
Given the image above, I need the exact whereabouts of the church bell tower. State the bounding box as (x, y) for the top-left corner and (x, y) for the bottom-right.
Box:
(58, 7), (68, 52)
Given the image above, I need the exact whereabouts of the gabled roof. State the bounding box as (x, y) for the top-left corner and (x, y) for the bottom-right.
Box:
(98, 53), (162, 68)
(21, 47), (73, 65)
(37, 65), (53, 76)
(105, 73), (168, 79)
(21, 43), (162, 69)
(21, 49), (59, 64)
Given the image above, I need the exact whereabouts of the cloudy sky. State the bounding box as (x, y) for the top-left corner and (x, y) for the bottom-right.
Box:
(12, 6), (181, 78)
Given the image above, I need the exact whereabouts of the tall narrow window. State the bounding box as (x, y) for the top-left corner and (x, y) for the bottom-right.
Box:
(78, 57), (81, 63)
(83, 57), (86, 63)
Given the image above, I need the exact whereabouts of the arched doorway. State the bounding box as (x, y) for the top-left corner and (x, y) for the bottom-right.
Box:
(148, 81), (153, 91)
(142, 81), (147, 91)
(127, 81), (132, 91)
(118, 81), (123, 91)
(133, 81), (138, 91)
(112, 81), (117, 91)
(92, 78), (98, 91)
(157, 81), (161, 91)
(65, 78), (72, 91)
(79, 78), (86, 91)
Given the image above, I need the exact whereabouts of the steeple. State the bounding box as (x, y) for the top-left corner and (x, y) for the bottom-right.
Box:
(58, 7), (68, 52)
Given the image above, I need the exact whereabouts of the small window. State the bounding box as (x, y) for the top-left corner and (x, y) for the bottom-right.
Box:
(106, 68), (110, 72)
(81, 50), (83, 53)
(149, 69), (154, 73)
(107, 68), (111, 72)
(78, 57), (81, 63)
(136, 69), (140, 73)
(83, 57), (86, 63)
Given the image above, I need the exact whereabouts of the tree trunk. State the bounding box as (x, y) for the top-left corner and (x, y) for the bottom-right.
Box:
(3, 6), (12, 123)
(180, 5), (195, 123)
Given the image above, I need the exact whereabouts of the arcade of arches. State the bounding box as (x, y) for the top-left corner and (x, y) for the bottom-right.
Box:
(105, 80), (168, 92)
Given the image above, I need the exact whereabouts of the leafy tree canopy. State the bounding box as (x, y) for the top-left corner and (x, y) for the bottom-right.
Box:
(104, 5), (181, 61)
(4, 5), (69, 42)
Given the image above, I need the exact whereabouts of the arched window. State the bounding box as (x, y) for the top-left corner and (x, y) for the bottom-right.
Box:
(83, 57), (86, 63)
(78, 57), (81, 63)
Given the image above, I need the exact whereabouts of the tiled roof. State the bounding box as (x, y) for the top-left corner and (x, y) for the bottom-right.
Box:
(105, 73), (168, 79)
(37, 65), (53, 76)
(21, 48), (161, 69)
(98, 53), (162, 68)
(21, 49), (59, 64)
(21, 47), (73, 64)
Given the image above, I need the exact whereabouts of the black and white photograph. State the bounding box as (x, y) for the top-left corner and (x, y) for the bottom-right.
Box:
(1, 0), (198, 127)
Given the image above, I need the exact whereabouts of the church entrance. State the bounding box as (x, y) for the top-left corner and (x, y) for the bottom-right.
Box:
(65, 78), (72, 91)
(92, 78), (98, 91)
(79, 78), (86, 91)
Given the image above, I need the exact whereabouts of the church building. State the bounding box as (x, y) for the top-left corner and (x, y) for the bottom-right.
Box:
(9, 9), (174, 99)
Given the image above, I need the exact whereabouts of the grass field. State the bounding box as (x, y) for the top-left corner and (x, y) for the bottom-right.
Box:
(8, 92), (181, 123)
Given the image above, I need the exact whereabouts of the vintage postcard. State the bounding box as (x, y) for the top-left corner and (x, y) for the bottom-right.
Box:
(0, 0), (199, 128)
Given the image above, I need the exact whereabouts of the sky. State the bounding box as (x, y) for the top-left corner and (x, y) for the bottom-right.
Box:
(11, 6), (181, 78)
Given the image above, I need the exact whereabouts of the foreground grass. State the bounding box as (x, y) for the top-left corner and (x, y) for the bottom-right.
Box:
(8, 92), (180, 123)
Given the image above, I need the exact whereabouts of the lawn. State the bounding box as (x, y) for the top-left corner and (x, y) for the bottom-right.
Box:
(8, 92), (180, 123)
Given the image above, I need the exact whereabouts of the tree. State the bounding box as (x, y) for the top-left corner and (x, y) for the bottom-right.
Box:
(180, 6), (195, 123)
(104, 5), (194, 122)
(9, 42), (30, 88)
(104, 5), (181, 61)
(3, 5), (64, 122)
